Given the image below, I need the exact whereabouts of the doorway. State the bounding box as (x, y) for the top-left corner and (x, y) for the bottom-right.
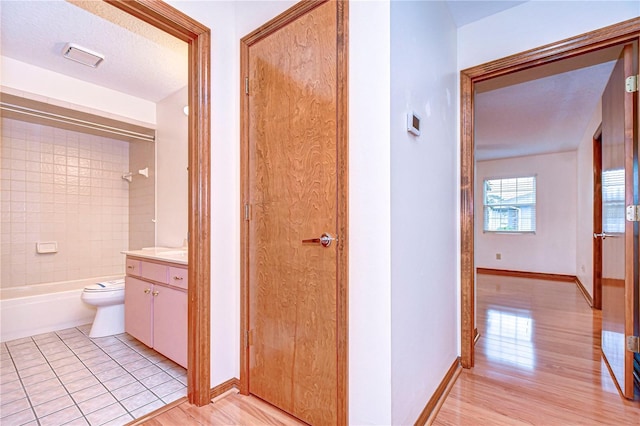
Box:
(239, 1), (348, 424)
(593, 129), (603, 310)
(460, 18), (640, 369)
(106, 1), (212, 406)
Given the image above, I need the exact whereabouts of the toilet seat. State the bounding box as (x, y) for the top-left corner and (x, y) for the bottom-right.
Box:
(84, 279), (125, 292)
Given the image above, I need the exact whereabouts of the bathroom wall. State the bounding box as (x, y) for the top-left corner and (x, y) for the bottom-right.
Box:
(129, 140), (155, 250)
(0, 117), (129, 288)
(156, 86), (188, 248)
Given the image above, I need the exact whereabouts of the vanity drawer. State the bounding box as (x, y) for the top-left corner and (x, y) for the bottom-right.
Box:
(126, 259), (141, 277)
(140, 261), (168, 284)
(169, 267), (188, 289)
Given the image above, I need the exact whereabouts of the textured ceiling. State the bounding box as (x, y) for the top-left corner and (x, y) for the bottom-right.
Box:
(0, 0), (187, 103)
(475, 46), (622, 161)
(446, 0), (528, 27)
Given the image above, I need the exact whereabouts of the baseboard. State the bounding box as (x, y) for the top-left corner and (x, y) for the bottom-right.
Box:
(414, 357), (462, 426)
(210, 377), (241, 400)
(574, 276), (593, 307)
(477, 268), (595, 309)
(477, 268), (575, 282)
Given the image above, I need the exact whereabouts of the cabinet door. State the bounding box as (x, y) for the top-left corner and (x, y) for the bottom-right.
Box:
(124, 277), (153, 347)
(152, 285), (187, 368)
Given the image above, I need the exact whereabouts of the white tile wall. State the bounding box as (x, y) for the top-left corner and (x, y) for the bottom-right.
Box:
(1, 118), (131, 287)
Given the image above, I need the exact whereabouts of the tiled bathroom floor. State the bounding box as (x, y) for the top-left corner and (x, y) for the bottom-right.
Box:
(0, 325), (187, 426)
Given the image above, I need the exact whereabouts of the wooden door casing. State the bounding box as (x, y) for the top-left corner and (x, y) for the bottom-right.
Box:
(593, 130), (603, 310)
(105, 0), (212, 406)
(240, 1), (349, 425)
(459, 18), (640, 370)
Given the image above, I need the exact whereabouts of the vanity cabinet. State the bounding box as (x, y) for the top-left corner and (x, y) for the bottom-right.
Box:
(124, 257), (187, 368)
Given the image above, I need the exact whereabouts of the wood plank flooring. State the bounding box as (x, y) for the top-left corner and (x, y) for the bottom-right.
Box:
(434, 274), (640, 425)
(141, 274), (640, 425)
(139, 391), (304, 425)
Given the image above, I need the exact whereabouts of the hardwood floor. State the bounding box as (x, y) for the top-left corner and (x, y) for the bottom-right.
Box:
(434, 274), (640, 425)
(140, 274), (640, 425)
(138, 391), (304, 425)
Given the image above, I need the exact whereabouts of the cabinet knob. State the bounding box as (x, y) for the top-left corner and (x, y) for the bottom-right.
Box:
(127, 265), (134, 269)
(144, 289), (151, 294)
(173, 276), (184, 281)
(152, 291), (160, 296)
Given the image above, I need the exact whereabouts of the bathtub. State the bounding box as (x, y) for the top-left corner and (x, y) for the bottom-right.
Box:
(0, 275), (123, 343)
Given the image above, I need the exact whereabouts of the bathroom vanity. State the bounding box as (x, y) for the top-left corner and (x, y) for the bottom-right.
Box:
(122, 248), (188, 368)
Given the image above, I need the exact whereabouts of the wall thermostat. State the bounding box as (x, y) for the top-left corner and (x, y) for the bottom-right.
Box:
(407, 111), (421, 136)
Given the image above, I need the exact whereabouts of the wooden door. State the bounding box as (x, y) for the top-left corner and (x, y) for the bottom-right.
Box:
(124, 277), (153, 347)
(241, 1), (347, 424)
(599, 42), (638, 399)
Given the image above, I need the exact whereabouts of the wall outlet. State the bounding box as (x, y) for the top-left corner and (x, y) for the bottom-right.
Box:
(496, 253), (501, 260)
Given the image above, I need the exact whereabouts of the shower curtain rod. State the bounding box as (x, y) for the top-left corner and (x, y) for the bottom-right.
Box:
(0, 101), (156, 143)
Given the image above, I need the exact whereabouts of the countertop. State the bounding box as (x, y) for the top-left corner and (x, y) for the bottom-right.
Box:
(122, 247), (188, 266)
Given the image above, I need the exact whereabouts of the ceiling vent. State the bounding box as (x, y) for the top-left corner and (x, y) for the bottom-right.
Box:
(62, 43), (104, 68)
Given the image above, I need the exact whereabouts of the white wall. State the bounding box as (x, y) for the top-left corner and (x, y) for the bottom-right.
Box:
(349, 0), (392, 423)
(1, 56), (156, 125)
(390, 1), (458, 424)
(475, 152), (577, 275)
(576, 101), (602, 296)
(156, 86), (188, 248)
(458, 0), (640, 70)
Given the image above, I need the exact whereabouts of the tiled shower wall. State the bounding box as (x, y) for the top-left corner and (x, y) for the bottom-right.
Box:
(0, 118), (130, 288)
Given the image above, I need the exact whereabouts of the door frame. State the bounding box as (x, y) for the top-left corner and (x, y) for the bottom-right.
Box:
(460, 17), (640, 368)
(239, 0), (349, 424)
(593, 127), (603, 310)
(106, 0), (212, 405)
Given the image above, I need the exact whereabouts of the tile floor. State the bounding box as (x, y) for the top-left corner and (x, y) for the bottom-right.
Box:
(0, 325), (187, 426)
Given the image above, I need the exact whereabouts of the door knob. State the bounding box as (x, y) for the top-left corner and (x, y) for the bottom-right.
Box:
(302, 232), (337, 248)
(594, 232), (618, 240)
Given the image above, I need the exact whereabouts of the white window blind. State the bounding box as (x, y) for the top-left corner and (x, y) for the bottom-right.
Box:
(602, 168), (625, 234)
(483, 176), (536, 233)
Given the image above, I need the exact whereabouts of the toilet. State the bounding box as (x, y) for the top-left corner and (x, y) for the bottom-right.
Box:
(81, 278), (126, 338)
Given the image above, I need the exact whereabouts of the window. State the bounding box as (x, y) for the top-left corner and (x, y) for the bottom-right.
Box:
(483, 176), (536, 233)
(602, 168), (625, 233)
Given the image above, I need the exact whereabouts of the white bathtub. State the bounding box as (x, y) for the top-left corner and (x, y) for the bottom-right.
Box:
(0, 275), (123, 343)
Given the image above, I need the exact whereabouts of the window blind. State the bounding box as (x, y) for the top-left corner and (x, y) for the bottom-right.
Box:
(483, 176), (536, 233)
(602, 168), (625, 234)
